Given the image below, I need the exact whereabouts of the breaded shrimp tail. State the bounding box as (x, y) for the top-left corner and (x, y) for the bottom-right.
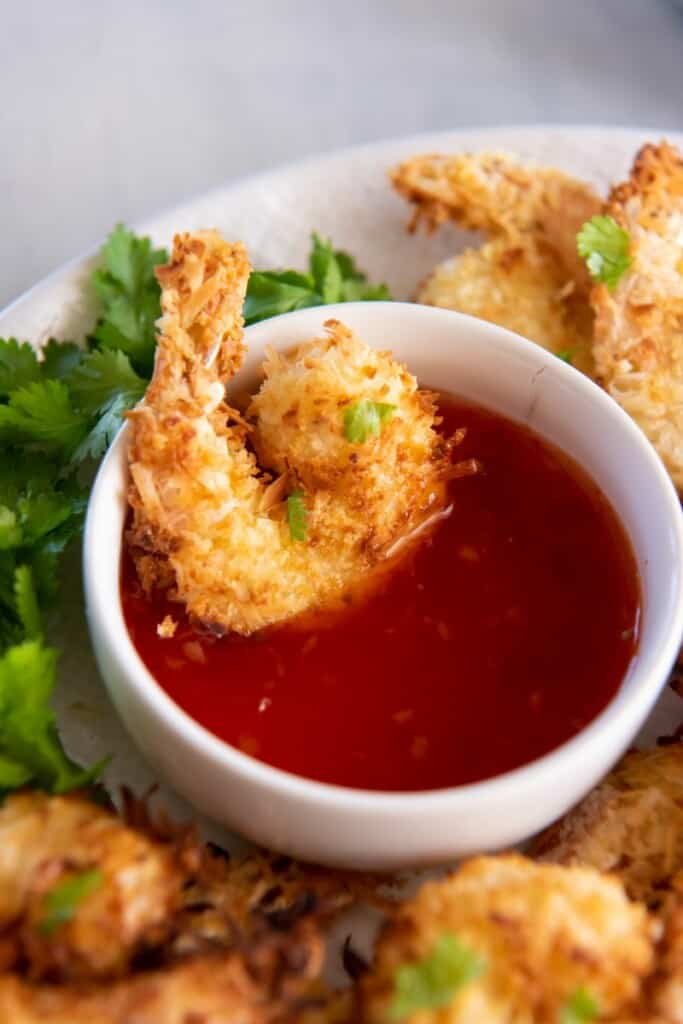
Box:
(391, 150), (600, 284)
(391, 151), (601, 373)
(127, 232), (450, 636)
(590, 141), (683, 490)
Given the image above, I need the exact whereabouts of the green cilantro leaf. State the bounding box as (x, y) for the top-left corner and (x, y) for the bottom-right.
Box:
(91, 224), (167, 375)
(310, 233), (344, 303)
(555, 350), (574, 364)
(0, 508), (22, 551)
(577, 215), (631, 290)
(390, 933), (485, 1019)
(243, 270), (320, 324)
(244, 234), (391, 325)
(287, 491), (308, 542)
(0, 381), (88, 455)
(560, 987), (599, 1024)
(0, 641), (100, 793)
(343, 400), (396, 443)
(66, 348), (146, 416)
(13, 565), (42, 638)
(0, 339), (41, 397)
(40, 868), (103, 934)
(40, 340), (83, 380)
(70, 392), (133, 464)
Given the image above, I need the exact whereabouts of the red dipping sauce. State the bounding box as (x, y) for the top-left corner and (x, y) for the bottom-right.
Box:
(121, 396), (640, 792)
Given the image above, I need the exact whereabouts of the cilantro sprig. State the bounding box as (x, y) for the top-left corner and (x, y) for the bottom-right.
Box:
(286, 491), (308, 542)
(244, 233), (391, 324)
(577, 215), (631, 290)
(40, 868), (103, 934)
(344, 399), (396, 443)
(390, 933), (485, 1019)
(0, 223), (391, 797)
(560, 987), (599, 1024)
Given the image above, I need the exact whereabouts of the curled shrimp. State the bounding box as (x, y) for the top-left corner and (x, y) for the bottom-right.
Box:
(127, 231), (449, 636)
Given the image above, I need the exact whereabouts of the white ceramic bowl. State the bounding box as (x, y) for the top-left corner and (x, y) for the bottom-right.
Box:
(84, 302), (683, 870)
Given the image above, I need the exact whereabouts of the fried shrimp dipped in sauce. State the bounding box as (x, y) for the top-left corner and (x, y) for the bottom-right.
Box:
(360, 855), (655, 1024)
(127, 231), (451, 636)
(391, 151), (601, 373)
(0, 791), (195, 980)
(590, 142), (683, 490)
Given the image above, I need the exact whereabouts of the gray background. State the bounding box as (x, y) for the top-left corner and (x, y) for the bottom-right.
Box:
(2, 0), (682, 310)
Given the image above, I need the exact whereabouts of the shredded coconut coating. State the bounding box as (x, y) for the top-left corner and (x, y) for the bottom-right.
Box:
(360, 855), (655, 1024)
(391, 151), (601, 373)
(590, 142), (683, 490)
(533, 745), (683, 911)
(127, 231), (447, 636)
(0, 953), (271, 1024)
(0, 791), (192, 981)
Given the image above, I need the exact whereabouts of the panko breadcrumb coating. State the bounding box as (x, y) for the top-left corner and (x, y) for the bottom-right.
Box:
(590, 142), (683, 490)
(0, 953), (268, 1024)
(128, 232), (449, 635)
(0, 791), (193, 980)
(533, 744), (683, 910)
(391, 151), (601, 373)
(360, 855), (655, 1023)
(250, 322), (445, 557)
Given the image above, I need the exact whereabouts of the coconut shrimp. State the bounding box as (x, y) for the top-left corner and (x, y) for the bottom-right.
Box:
(590, 142), (683, 491)
(391, 151), (601, 373)
(0, 790), (195, 980)
(127, 231), (450, 636)
(360, 855), (655, 1024)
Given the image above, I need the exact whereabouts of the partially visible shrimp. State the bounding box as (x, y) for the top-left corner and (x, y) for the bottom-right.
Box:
(391, 151), (601, 374)
(0, 791), (195, 980)
(590, 142), (683, 491)
(127, 232), (449, 636)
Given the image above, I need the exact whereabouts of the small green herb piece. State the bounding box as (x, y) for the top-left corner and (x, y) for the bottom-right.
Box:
(389, 933), (485, 1019)
(66, 349), (147, 464)
(343, 400), (396, 444)
(40, 868), (103, 934)
(91, 224), (168, 376)
(0, 339), (41, 397)
(0, 380), (89, 456)
(560, 987), (600, 1024)
(555, 350), (574, 364)
(577, 215), (631, 290)
(243, 233), (391, 325)
(0, 640), (101, 793)
(287, 491), (308, 542)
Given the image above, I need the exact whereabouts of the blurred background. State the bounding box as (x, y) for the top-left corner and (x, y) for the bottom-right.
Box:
(2, 0), (682, 308)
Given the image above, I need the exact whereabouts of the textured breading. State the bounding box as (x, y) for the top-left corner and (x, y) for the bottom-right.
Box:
(0, 791), (193, 980)
(128, 232), (449, 635)
(249, 322), (445, 556)
(391, 151), (600, 371)
(360, 855), (655, 1023)
(590, 142), (683, 490)
(533, 745), (683, 910)
(418, 240), (595, 374)
(0, 952), (274, 1024)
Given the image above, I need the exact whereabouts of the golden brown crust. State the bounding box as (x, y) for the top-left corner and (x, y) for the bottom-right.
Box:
(391, 150), (600, 284)
(0, 791), (193, 981)
(0, 953), (270, 1024)
(590, 141), (683, 490)
(392, 151), (600, 369)
(127, 233), (450, 635)
(360, 854), (655, 1023)
(532, 745), (683, 911)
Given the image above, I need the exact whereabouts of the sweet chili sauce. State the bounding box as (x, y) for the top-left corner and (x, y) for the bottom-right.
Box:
(121, 395), (640, 792)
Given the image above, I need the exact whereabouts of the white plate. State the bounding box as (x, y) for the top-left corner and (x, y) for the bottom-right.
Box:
(2, 125), (683, 853)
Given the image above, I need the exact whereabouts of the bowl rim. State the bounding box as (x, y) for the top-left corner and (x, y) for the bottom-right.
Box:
(84, 300), (683, 812)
